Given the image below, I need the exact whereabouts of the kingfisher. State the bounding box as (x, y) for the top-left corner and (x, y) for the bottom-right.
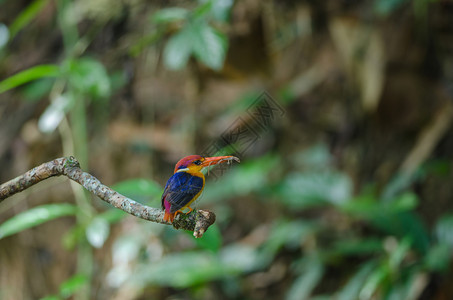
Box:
(161, 155), (240, 223)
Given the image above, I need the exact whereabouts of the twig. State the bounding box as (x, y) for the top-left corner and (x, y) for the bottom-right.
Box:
(400, 100), (453, 175)
(0, 156), (216, 238)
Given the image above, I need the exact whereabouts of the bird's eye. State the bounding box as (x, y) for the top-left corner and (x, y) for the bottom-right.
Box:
(193, 160), (202, 165)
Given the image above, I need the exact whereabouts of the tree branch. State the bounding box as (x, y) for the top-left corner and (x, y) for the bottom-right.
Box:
(0, 156), (216, 238)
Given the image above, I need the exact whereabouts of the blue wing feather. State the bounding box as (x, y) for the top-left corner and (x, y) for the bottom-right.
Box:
(161, 172), (204, 213)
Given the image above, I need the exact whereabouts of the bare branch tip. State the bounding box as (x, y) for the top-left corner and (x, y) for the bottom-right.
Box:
(168, 209), (216, 238)
(194, 210), (216, 238)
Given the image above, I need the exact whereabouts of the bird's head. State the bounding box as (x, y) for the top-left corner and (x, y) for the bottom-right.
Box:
(174, 155), (240, 174)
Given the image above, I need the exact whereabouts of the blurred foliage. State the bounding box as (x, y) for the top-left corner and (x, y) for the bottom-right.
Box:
(0, 64), (59, 94)
(40, 274), (89, 300)
(112, 178), (162, 204)
(0, 204), (78, 239)
(1, 0), (453, 299)
(135, 0), (232, 70)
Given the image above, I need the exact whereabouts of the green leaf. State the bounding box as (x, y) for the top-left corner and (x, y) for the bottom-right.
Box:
(310, 297), (331, 300)
(337, 261), (377, 300)
(134, 251), (238, 288)
(0, 204), (77, 239)
(0, 23), (9, 49)
(193, 0), (213, 18)
(65, 57), (111, 99)
(291, 143), (332, 170)
(340, 192), (429, 253)
(359, 264), (390, 299)
(374, 212), (429, 254)
(263, 220), (317, 256)
(374, 0), (410, 16)
(209, 0), (234, 22)
(281, 171), (352, 209)
(112, 178), (162, 204)
(220, 243), (266, 272)
(0, 64), (60, 94)
(129, 30), (163, 57)
(340, 192), (417, 218)
(286, 256), (324, 300)
(390, 192), (418, 211)
(86, 217), (110, 248)
(163, 28), (193, 70)
(109, 70), (128, 93)
(381, 172), (419, 201)
(97, 208), (126, 224)
(347, 206), (428, 253)
(59, 274), (88, 298)
(9, 0), (50, 39)
(151, 7), (189, 23)
(425, 243), (451, 272)
(191, 22), (228, 70)
(62, 224), (85, 250)
(385, 272), (426, 300)
(331, 238), (384, 256)
(163, 19), (228, 71)
(21, 78), (55, 102)
(192, 223), (222, 252)
(388, 237), (411, 270)
(435, 214), (453, 247)
(203, 154), (279, 203)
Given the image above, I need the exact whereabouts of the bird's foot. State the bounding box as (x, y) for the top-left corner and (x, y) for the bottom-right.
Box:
(176, 207), (194, 216)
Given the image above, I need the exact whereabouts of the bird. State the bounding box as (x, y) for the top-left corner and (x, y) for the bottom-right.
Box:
(161, 155), (240, 223)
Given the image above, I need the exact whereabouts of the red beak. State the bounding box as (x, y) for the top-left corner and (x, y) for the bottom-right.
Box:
(201, 156), (240, 168)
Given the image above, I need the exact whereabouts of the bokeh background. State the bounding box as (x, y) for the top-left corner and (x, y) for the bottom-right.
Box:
(1, 0), (453, 299)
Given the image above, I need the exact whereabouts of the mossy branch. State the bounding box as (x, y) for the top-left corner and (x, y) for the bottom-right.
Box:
(0, 156), (215, 238)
